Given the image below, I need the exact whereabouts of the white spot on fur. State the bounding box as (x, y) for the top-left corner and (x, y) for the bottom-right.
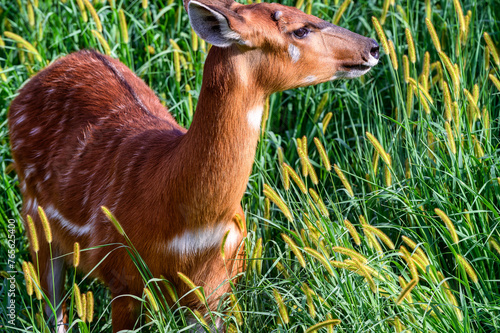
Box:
(30, 127), (41, 136)
(304, 75), (317, 84)
(44, 204), (93, 236)
(247, 106), (264, 131)
(288, 44), (301, 63)
(167, 222), (239, 255)
(13, 114), (27, 127)
(24, 166), (35, 179)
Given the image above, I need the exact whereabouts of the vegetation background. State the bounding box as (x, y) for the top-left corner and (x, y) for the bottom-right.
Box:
(0, 0), (499, 332)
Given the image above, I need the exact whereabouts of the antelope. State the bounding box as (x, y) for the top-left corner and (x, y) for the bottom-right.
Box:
(8, 0), (379, 331)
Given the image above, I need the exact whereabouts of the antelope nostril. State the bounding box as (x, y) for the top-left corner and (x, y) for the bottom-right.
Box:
(370, 39), (380, 60)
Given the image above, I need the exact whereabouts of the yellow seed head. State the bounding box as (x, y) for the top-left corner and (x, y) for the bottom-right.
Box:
(365, 225), (395, 249)
(313, 137), (331, 171)
(457, 255), (478, 283)
(322, 112), (333, 134)
(304, 247), (334, 276)
(37, 206), (52, 243)
(282, 234), (306, 268)
(442, 81), (452, 121)
(344, 219), (361, 246)
(332, 246), (367, 263)
(489, 74), (500, 92)
(75, 0), (88, 22)
(396, 278), (418, 305)
(406, 84), (414, 117)
(283, 163), (306, 193)
(91, 30), (110, 55)
(73, 242), (80, 267)
(425, 18), (441, 52)
(144, 287), (159, 312)
(177, 272), (206, 304)
(84, 0), (102, 32)
(380, 0), (390, 25)
(22, 261), (33, 296)
(86, 291), (94, 322)
(484, 32), (500, 66)
(388, 40), (398, 70)
(403, 55), (410, 83)
(81, 293), (87, 322)
(101, 206), (124, 235)
(282, 163), (290, 191)
(366, 132), (391, 167)
(305, 319), (342, 333)
(26, 215), (39, 253)
(453, 0), (466, 33)
(28, 262), (42, 299)
(405, 28), (416, 63)
(313, 93), (329, 122)
(220, 229), (230, 260)
(263, 184), (293, 221)
(371, 16), (388, 54)
(4, 31), (42, 62)
(489, 238), (500, 256)
(118, 9), (129, 43)
(332, 0), (352, 25)
(333, 164), (354, 197)
(308, 188), (329, 217)
(229, 293), (243, 325)
(74, 283), (83, 317)
(435, 208), (459, 244)
(445, 121), (456, 155)
(273, 288), (289, 324)
(252, 237), (263, 274)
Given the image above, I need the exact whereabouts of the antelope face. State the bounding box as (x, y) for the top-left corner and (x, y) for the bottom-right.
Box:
(187, 0), (379, 92)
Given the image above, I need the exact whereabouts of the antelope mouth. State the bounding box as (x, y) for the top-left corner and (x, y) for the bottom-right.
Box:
(343, 64), (371, 71)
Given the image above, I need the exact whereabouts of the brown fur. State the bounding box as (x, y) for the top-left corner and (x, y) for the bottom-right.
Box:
(8, 0), (378, 331)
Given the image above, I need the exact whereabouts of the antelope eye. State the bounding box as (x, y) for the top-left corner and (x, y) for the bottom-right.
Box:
(293, 27), (310, 39)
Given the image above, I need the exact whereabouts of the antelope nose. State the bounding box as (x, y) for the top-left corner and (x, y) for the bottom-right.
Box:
(370, 39), (380, 60)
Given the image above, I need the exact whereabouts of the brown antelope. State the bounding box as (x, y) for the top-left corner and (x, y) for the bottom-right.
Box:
(9, 0), (378, 331)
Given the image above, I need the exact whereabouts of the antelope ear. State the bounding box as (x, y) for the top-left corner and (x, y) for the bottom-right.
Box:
(188, 1), (246, 47)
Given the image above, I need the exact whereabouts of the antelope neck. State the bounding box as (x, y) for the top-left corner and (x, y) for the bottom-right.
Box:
(175, 46), (266, 224)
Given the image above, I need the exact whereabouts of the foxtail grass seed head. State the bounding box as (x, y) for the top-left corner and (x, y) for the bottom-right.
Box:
(434, 208), (459, 244)
(282, 163), (290, 190)
(161, 278), (178, 303)
(73, 242), (80, 267)
(489, 74), (500, 92)
(277, 146), (284, 166)
(405, 158), (411, 179)
(81, 293), (87, 322)
(118, 9), (129, 43)
(27, 1), (35, 28)
(304, 247), (334, 276)
(400, 246), (419, 280)
(405, 28), (416, 63)
(473, 84), (479, 103)
(396, 278), (418, 305)
(484, 32), (500, 66)
(37, 206), (52, 243)
(332, 246), (367, 263)
(332, 0), (351, 25)
(74, 283), (83, 317)
(22, 261), (33, 296)
(283, 163), (307, 193)
(489, 238), (500, 256)
(297, 140), (308, 177)
(263, 184), (293, 221)
(308, 188), (328, 216)
(305, 319), (342, 333)
(26, 215), (39, 253)
(75, 0), (88, 22)
(380, 0), (390, 25)
(229, 293), (243, 326)
(142, 0), (148, 9)
(388, 40), (398, 70)
(4, 31), (42, 62)
(0, 65), (6, 82)
(177, 272), (206, 304)
(372, 16), (388, 54)
(442, 81), (452, 121)
(344, 219), (361, 246)
(439, 52), (460, 97)
(457, 255), (478, 283)
(453, 0), (466, 33)
(193, 310), (209, 330)
(28, 262), (42, 299)
(372, 151), (380, 175)
(333, 164), (354, 197)
(425, 18), (441, 52)
(384, 163), (392, 187)
(144, 287), (159, 312)
(322, 112), (333, 134)
(86, 291), (94, 322)
(252, 237), (263, 274)
(302, 135), (308, 156)
(190, 28), (198, 51)
(366, 132), (391, 167)
(173, 51), (181, 82)
(403, 55), (410, 83)
(84, 0), (102, 32)
(282, 234), (306, 268)
(365, 225), (395, 249)
(273, 288), (289, 324)
(463, 88), (480, 120)
(220, 230), (230, 260)
(406, 84), (414, 117)
(313, 137), (331, 171)
(452, 101), (460, 129)
(313, 93), (329, 122)
(91, 30), (110, 55)
(295, 0), (304, 9)
(445, 121), (456, 155)
(101, 206), (124, 235)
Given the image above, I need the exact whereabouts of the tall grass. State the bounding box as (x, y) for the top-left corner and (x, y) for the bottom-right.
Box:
(1, 0), (499, 332)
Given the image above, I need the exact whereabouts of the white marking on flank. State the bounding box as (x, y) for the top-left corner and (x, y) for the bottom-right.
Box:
(44, 204), (93, 236)
(29, 127), (41, 136)
(288, 44), (301, 63)
(304, 75), (317, 84)
(167, 222), (239, 255)
(247, 106), (264, 131)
